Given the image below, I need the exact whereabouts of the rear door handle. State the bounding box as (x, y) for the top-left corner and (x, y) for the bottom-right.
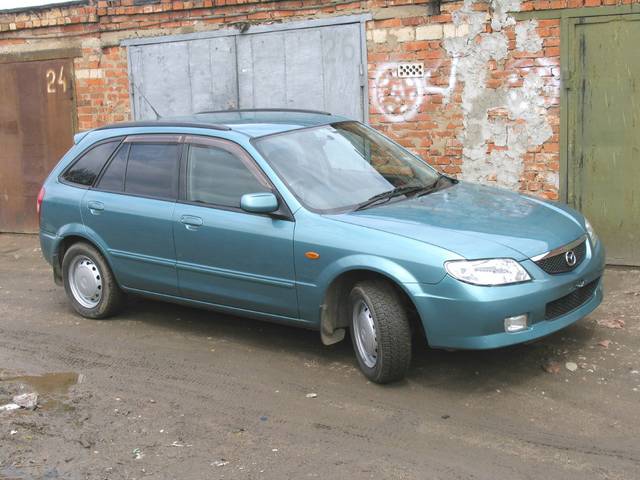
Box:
(180, 215), (203, 230)
(87, 201), (104, 215)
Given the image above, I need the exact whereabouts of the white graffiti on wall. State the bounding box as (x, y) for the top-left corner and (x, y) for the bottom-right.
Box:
(371, 59), (458, 123)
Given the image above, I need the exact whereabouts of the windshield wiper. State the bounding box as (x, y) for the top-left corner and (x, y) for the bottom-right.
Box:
(414, 175), (449, 198)
(353, 176), (452, 212)
(354, 185), (426, 211)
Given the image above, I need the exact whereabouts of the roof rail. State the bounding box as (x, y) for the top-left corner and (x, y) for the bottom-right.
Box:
(196, 108), (332, 116)
(94, 121), (232, 131)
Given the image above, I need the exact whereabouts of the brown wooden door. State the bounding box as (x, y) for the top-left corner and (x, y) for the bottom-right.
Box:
(0, 58), (75, 233)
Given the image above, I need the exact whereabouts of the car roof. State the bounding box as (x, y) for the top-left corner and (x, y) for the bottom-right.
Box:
(94, 109), (350, 139)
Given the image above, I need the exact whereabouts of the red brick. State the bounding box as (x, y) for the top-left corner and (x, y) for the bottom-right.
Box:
(402, 41), (428, 51)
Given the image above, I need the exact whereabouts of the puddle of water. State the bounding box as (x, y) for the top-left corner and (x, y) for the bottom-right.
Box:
(3, 372), (79, 394)
(1, 372), (79, 411)
(0, 466), (60, 480)
(0, 466), (24, 480)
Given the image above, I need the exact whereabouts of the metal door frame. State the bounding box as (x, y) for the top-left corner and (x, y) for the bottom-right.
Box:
(121, 14), (372, 122)
(0, 47), (81, 65)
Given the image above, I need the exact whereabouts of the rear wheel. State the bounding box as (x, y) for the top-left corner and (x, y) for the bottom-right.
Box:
(349, 280), (412, 383)
(62, 242), (124, 319)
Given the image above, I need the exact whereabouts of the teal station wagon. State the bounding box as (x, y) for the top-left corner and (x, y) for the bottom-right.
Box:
(39, 109), (605, 383)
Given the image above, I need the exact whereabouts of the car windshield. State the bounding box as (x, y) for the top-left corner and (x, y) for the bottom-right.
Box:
(253, 121), (441, 213)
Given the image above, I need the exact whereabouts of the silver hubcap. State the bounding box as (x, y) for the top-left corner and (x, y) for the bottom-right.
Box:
(353, 300), (378, 368)
(68, 255), (102, 309)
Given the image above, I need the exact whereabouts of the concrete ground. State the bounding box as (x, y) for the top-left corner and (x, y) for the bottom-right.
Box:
(0, 233), (639, 480)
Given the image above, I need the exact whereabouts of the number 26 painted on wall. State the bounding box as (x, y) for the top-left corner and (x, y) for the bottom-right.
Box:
(46, 66), (68, 94)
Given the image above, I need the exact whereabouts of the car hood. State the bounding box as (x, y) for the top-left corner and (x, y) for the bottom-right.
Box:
(331, 181), (586, 260)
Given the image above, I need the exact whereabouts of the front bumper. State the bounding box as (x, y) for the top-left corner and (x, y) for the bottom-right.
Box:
(409, 239), (605, 349)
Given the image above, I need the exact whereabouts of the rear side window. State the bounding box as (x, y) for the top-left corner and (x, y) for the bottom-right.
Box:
(125, 143), (180, 199)
(62, 140), (120, 186)
(186, 144), (270, 208)
(97, 144), (129, 192)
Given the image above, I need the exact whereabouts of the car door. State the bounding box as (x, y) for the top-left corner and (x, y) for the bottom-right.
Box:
(173, 136), (298, 318)
(82, 135), (181, 296)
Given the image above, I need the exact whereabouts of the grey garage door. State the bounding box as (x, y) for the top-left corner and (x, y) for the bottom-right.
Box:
(127, 22), (365, 121)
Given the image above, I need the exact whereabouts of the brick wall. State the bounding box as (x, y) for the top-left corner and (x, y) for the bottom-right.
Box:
(1, 0), (638, 199)
(366, 1), (564, 197)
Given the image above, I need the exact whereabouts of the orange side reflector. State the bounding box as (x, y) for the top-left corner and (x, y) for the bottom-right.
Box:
(305, 251), (320, 260)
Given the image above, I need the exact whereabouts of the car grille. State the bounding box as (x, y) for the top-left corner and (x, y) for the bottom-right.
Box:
(545, 278), (600, 320)
(535, 239), (587, 274)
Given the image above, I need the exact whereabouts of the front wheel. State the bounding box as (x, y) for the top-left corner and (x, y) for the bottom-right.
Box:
(62, 242), (124, 319)
(349, 280), (412, 383)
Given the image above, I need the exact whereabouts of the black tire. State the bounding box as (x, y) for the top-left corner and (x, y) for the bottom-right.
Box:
(62, 242), (125, 319)
(349, 280), (412, 383)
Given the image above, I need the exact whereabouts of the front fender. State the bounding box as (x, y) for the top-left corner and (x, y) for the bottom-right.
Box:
(316, 254), (421, 293)
(297, 254), (428, 328)
(293, 209), (450, 329)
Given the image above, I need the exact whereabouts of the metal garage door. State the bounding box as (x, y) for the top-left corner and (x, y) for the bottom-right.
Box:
(126, 18), (366, 121)
(566, 13), (640, 265)
(0, 58), (75, 233)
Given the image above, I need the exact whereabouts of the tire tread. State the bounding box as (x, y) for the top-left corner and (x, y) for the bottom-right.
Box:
(62, 242), (124, 319)
(350, 280), (412, 383)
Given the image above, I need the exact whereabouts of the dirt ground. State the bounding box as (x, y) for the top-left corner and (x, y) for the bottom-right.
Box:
(0, 233), (639, 480)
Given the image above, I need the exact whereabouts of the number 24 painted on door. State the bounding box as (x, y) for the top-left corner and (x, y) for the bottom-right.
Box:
(46, 66), (68, 94)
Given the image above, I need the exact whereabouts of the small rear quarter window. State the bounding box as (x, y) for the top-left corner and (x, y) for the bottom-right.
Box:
(63, 140), (121, 186)
(97, 144), (129, 192)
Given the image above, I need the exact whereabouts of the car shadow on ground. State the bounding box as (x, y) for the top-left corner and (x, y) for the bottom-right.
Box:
(407, 322), (595, 391)
(116, 294), (596, 391)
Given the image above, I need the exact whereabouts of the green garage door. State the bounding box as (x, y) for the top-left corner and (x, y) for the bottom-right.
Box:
(567, 13), (640, 265)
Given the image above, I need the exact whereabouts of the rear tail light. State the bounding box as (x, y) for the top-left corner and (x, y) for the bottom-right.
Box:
(37, 186), (45, 224)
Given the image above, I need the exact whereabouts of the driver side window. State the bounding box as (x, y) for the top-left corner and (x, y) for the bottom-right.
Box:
(186, 144), (270, 209)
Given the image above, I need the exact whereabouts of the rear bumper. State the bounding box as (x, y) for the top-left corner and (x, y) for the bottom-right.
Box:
(40, 230), (63, 285)
(39, 230), (57, 266)
(408, 239), (605, 350)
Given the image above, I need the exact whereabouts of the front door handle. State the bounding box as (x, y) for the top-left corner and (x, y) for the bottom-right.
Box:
(87, 201), (104, 215)
(180, 215), (203, 230)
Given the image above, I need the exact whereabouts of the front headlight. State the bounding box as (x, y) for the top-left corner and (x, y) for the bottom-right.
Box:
(584, 218), (598, 247)
(445, 259), (531, 286)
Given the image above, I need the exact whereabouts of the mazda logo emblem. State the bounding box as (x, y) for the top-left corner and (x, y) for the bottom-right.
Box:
(565, 250), (577, 266)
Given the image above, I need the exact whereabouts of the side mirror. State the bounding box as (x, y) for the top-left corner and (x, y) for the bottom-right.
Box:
(240, 192), (279, 214)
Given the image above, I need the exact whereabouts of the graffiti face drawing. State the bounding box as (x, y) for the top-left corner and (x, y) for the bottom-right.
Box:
(371, 59), (458, 123)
